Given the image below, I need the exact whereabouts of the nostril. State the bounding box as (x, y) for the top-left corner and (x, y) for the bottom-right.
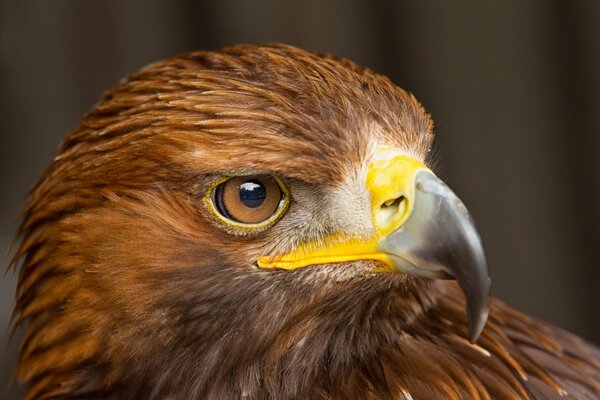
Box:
(376, 196), (408, 231)
(381, 196), (405, 210)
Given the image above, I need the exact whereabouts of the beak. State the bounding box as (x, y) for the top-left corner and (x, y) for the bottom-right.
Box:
(378, 169), (491, 341)
(258, 146), (491, 342)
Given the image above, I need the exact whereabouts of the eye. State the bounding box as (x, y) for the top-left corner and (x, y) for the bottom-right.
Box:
(208, 175), (289, 227)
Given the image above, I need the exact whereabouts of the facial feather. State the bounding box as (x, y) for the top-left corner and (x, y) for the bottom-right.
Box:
(10, 44), (600, 400)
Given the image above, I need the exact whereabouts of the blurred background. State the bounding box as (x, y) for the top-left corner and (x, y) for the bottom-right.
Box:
(1, 1), (599, 397)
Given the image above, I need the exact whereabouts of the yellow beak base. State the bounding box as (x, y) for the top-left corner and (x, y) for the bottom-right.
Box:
(257, 147), (429, 271)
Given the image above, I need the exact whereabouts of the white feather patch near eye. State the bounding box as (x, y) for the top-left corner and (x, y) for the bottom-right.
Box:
(326, 165), (373, 237)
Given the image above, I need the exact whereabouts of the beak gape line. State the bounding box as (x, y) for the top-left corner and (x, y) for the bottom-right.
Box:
(258, 147), (491, 342)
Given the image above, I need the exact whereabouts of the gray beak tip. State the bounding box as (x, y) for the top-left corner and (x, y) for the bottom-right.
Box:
(380, 170), (492, 343)
(467, 275), (491, 343)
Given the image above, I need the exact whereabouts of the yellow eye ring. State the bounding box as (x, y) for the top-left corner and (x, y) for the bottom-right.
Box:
(204, 175), (290, 230)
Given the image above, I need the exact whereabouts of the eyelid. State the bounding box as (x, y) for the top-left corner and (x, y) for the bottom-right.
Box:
(204, 175), (290, 230)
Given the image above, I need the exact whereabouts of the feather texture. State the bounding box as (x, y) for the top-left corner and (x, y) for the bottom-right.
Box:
(9, 44), (600, 399)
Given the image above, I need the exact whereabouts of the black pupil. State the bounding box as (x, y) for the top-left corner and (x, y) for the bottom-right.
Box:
(239, 180), (267, 208)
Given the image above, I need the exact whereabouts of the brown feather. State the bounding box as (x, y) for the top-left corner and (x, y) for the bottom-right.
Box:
(9, 44), (599, 399)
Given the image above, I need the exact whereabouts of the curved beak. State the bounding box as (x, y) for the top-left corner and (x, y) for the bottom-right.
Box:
(379, 170), (491, 342)
(258, 146), (491, 342)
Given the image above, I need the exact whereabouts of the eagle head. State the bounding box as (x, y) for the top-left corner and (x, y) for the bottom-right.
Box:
(12, 44), (493, 399)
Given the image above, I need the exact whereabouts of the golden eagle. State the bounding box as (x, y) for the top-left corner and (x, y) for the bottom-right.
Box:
(11, 44), (600, 399)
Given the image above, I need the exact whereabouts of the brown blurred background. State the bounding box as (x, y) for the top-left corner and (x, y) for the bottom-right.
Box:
(1, 1), (599, 397)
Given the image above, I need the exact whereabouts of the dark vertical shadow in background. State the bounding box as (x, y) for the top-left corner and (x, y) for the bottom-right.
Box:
(1, 1), (599, 398)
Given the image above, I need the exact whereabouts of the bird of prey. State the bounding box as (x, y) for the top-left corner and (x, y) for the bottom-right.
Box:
(10, 44), (600, 400)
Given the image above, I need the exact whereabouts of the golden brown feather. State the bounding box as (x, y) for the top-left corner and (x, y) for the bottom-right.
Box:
(9, 44), (600, 399)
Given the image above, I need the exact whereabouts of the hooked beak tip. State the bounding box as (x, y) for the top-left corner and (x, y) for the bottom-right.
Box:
(380, 170), (492, 342)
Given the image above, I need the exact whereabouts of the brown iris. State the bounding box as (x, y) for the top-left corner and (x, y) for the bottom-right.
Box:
(212, 176), (286, 225)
